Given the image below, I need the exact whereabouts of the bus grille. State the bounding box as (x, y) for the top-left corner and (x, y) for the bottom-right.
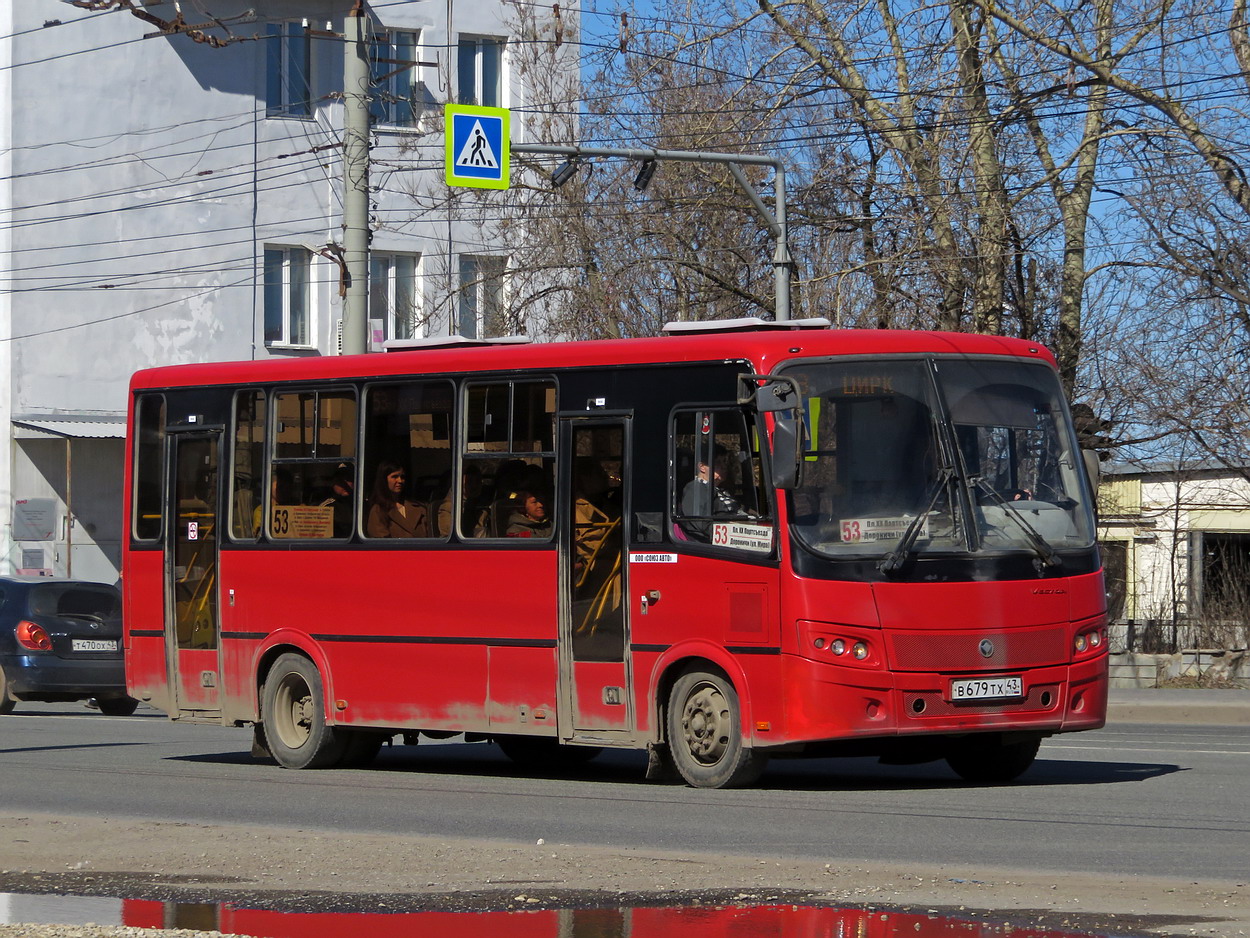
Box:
(887, 627), (1067, 671)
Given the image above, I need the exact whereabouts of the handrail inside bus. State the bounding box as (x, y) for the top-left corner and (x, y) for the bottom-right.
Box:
(382, 335), (533, 352)
(661, 317), (830, 334)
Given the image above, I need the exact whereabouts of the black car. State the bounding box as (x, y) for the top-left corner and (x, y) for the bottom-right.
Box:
(0, 576), (137, 716)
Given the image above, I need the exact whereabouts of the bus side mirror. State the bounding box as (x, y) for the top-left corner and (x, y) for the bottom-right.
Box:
(1082, 449), (1101, 493)
(772, 413), (802, 490)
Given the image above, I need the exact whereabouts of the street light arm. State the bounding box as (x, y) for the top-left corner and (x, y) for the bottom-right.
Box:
(511, 142), (793, 321)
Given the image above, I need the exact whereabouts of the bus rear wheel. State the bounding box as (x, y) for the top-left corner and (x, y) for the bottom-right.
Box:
(261, 653), (348, 769)
(945, 734), (1041, 783)
(667, 670), (767, 789)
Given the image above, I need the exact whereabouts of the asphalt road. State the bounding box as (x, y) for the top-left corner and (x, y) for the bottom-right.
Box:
(3, 702), (1247, 885)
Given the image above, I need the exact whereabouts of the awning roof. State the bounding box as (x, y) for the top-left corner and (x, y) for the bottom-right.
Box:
(12, 414), (126, 439)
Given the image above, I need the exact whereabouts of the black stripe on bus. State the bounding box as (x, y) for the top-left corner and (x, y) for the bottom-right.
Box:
(310, 634), (556, 649)
(631, 644), (781, 656)
(222, 632), (268, 640)
(129, 629), (163, 638)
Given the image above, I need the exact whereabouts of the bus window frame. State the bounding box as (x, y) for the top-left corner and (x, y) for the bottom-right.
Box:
(131, 392), (168, 545)
(460, 376), (558, 543)
(265, 384), (360, 543)
(360, 377), (457, 543)
(227, 388), (267, 544)
(667, 402), (777, 560)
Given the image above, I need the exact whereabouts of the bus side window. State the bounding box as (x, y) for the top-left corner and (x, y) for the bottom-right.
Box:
(269, 389), (358, 540)
(462, 379), (556, 540)
(132, 394), (166, 542)
(230, 390), (265, 540)
(362, 381), (454, 540)
(670, 408), (773, 550)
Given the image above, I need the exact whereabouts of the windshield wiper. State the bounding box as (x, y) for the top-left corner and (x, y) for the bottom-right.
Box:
(878, 467), (955, 575)
(970, 476), (1060, 568)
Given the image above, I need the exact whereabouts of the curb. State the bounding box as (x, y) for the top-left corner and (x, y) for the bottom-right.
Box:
(1106, 691), (1250, 726)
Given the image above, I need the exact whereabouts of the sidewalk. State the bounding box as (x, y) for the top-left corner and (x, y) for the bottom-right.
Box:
(1106, 687), (1250, 725)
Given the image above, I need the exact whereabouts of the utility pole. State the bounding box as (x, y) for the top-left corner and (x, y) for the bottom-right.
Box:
(341, 1), (370, 355)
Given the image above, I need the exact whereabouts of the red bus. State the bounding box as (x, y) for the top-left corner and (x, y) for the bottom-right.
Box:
(120, 898), (1095, 938)
(122, 321), (1107, 788)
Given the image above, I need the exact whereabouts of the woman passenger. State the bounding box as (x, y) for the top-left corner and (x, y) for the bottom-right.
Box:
(366, 460), (429, 538)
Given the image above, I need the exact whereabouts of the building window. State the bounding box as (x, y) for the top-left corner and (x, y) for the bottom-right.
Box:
(458, 255), (507, 339)
(264, 247), (312, 346)
(371, 29), (420, 126)
(266, 22), (312, 117)
(370, 253), (421, 341)
(1198, 532), (1250, 617)
(458, 36), (503, 107)
(1100, 540), (1128, 622)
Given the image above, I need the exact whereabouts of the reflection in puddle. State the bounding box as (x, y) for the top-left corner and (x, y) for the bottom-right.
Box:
(0, 893), (1111, 938)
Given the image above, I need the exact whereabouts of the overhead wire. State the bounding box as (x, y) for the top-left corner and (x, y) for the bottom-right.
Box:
(0, 1), (1245, 319)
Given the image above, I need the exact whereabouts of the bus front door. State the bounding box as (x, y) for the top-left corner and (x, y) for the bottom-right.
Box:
(165, 432), (222, 718)
(559, 419), (633, 739)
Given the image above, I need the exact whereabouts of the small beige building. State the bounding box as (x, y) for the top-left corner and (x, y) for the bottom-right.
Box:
(1098, 464), (1249, 684)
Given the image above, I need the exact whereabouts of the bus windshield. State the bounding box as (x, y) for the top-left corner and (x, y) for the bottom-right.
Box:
(784, 357), (1096, 562)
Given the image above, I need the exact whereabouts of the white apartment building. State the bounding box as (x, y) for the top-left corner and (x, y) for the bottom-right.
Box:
(1, 1), (573, 582)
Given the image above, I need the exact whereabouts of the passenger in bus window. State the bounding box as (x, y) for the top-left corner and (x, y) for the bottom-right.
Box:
(366, 461), (430, 538)
(440, 464), (489, 537)
(319, 465), (356, 537)
(506, 489), (552, 538)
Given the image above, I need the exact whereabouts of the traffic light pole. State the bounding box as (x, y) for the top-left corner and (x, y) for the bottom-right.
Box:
(510, 143), (794, 322)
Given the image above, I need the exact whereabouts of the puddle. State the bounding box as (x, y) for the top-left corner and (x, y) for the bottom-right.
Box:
(0, 892), (1130, 938)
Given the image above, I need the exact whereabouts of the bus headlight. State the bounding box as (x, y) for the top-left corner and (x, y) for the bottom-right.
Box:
(852, 641), (869, 660)
(831, 639), (846, 656)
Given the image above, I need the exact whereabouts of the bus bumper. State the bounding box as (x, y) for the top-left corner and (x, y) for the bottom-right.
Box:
(774, 652), (1108, 746)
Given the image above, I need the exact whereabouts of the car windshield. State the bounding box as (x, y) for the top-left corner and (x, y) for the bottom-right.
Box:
(784, 357), (1096, 561)
(28, 584), (120, 619)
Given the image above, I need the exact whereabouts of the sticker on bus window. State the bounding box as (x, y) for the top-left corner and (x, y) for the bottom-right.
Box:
(840, 515), (926, 544)
(269, 504), (334, 539)
(711, 522), (774, 552)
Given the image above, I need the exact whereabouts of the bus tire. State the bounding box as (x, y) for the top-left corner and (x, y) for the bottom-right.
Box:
(667, 670), (767, 789)
(945, 734), (1041, 783)
(261, 653), (347, 769)
(496, 735), (603, 770)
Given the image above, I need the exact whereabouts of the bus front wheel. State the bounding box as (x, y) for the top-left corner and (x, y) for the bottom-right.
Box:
(261, 653), (348, 769)
(667, 671), (767, 789)
(945, 733), (1041, 783)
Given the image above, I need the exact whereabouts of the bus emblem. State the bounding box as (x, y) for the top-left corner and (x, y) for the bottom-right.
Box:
(979, 639), (995, 658)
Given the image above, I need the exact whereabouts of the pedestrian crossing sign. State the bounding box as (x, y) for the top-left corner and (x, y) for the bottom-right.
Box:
(445, 104), (510, 189)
